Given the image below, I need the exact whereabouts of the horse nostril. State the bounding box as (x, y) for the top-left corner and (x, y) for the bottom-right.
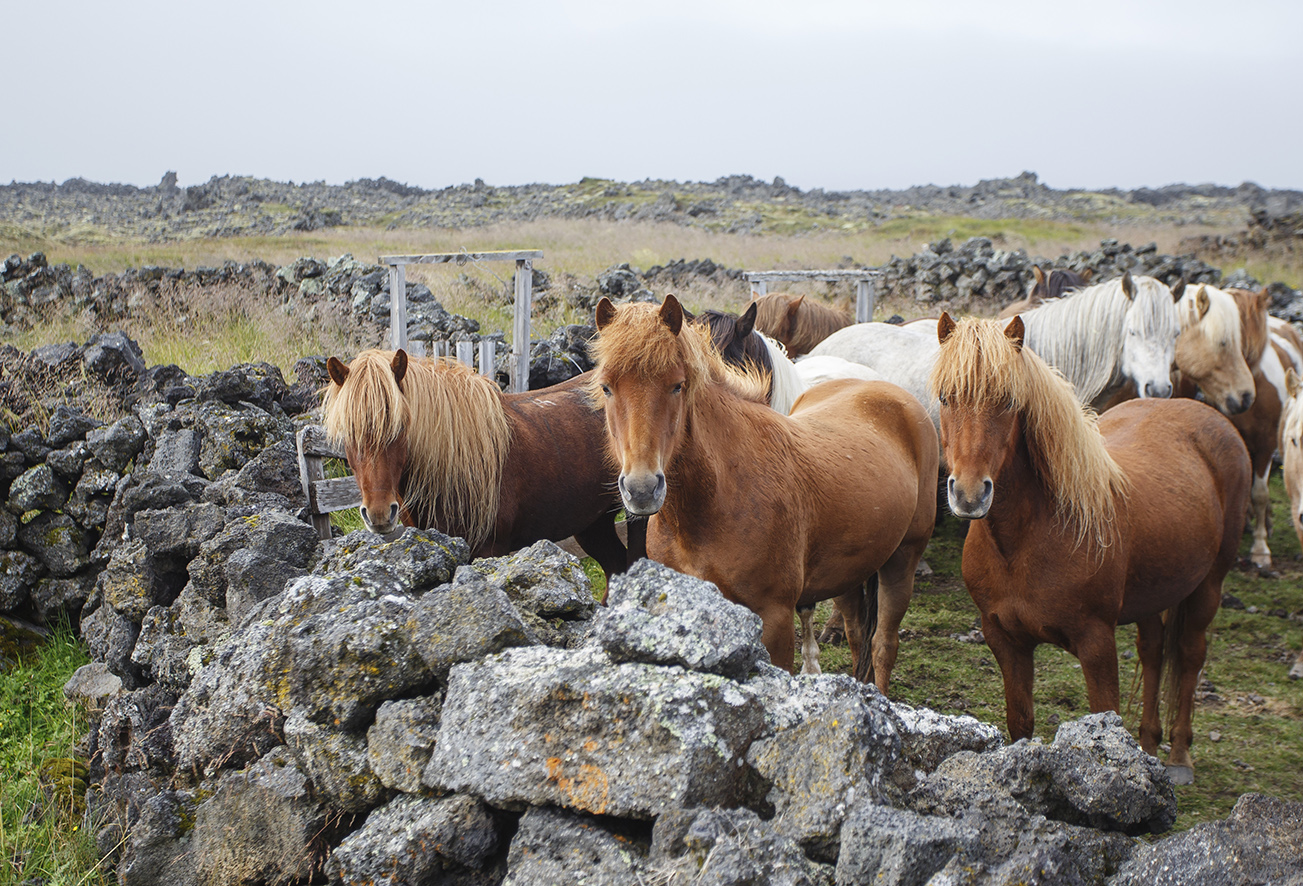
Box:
(359, 506), (369, 523)
(389, 503), (400, 523)
(982, 479), (993, 500)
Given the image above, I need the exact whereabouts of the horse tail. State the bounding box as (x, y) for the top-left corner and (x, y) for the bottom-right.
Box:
(1160, 603), (1187, 736)
(852, 574), (880, 684)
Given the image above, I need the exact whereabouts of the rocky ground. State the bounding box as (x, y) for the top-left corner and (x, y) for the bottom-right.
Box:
(5, 171), (1303, 240)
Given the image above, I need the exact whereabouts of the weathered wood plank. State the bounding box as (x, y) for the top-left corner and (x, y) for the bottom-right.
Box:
(297, 427), (335, 539)
(479, 339), (496, 377)
(389, 263), (407, 351)
(512, 258), (532, 393)
(298, 425), (343, 459)
(380, 251), (543, 266)
(856, 278), (876, 323)
(313, 476), (363, 513)
(744, 269), (883, 282)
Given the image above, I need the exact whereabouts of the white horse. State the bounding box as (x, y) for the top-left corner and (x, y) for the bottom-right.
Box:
(810, 273), (1189, 421)
(752, 334), (885, 416)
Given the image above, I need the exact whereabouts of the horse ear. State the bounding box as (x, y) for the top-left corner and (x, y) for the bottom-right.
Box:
(937, 311), (957, 344)
(1170, 279), (1186, 301)
(1288, 367), (1302, 400)
(1258, 287), (1272, 310)
(1032, 266), (1045, 286)
(391, 349), (408, 386)
(736, 301), (757, 338)
(1004, 315), (1026, 351)
(1120, 272), (1135, 300)
(659, 294), (685, 335)
(326, 356), (350, 387)
(786, 295), (805, 318)
(595, 297), (617, 330)
(1195, 285), (1211, 319)
(1081, 268), (1094, 283)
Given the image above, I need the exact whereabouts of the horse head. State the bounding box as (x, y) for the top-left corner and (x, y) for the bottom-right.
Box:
(1116, 273), (1179, 400)
(933, 312), (1026, 519)
(324, 350), (411, 534)
(593, 294), (704, 516)
(1175, 283), (1256, 415)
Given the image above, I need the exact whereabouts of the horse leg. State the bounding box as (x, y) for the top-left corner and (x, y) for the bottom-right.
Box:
(798, 606), (821, 675)
(835, 589), (867, 680)
(1134, 614), (1165, 757)
(573, 515), (630, 603)
(870, 550), (920, 696)
(982, 614), (1037, 740)
(1166, 578), (1222, 784)
(760, 604), (798, 674)
(1074, 622), (1121, 715)
(1249, 465), (1273, 569)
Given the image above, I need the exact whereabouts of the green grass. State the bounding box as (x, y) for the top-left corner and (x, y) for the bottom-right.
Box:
(802, 477), (1303, 831)
(0, 619), (109, 885)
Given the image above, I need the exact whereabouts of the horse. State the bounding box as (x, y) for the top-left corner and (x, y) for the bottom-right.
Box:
(322, 349), (641, 592)
(751, 292), (853, 357)
(932, 312), (1251, 783)
(1276, 366), (1303, 679)
(591, 295), (938, 690)
(997, 266), (1093, 319)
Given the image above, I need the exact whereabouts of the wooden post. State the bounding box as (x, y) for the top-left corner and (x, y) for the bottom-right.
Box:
(478, 339), (496, 377)
(856, 278), (876, 323)
(456, 340), (475, 369)
(752, 280), (767, 300)
(388, 263), (407, 351)
(433, 340), (449, 359)
(513, 258), (533, 393)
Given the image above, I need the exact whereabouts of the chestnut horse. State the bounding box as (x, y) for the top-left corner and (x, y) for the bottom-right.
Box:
(593, 295), (937, 689)
(322, 349), (640, 588)
(997, 266), (1093, 319)
(933, 313), (1250, 783)
(751, 292), (853, 357)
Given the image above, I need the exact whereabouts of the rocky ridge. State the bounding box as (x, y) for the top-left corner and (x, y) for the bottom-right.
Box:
(6, 171), (1303, 241)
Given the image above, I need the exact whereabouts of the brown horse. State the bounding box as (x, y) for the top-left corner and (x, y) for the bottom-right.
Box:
(751, 292), (852, 357)
(997, 266), (1093, 319)
(592, 295), (937, 689)
(322, 349), (640, 589)
(933, 313), (1250, 783)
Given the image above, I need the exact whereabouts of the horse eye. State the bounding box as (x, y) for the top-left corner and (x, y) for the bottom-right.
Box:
(937, 394), (948, 406)
(600, 384), (611, 397)
(671, 382), (684, 395)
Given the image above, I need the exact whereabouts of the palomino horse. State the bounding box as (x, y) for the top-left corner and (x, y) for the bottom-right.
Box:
(932, 313), (1250, 783)
(997, 266), (1093, 319)
(1276, 366), (1303, 679)
(322, 349), (640, 589)
(592, 295), (937, 689)
(751, 292), (853, 357)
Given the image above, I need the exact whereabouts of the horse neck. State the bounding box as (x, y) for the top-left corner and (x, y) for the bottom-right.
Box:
(658, 382), (763, 527)
(974, 422), (1059, 560)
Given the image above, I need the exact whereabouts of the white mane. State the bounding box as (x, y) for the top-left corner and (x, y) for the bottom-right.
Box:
(1020, 275), (1177, 405)
(759, 332), (807, 415)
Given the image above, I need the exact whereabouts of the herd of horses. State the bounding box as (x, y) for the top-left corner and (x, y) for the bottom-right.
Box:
(322, 267), (1303, 786)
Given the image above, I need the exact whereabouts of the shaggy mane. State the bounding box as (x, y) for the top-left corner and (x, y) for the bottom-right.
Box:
(322, 349), (511, 549)
(931, 317), (1130, 551)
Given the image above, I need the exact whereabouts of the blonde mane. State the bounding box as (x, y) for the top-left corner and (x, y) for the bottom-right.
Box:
(590, 302), (770, 406)
(930, 318), (1130, 551)
(1179, 283), (1244, 352)
(322, 349), (511, 549)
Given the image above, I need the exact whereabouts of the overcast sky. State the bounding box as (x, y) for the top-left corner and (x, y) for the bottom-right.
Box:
(5, 0), (1301, 193)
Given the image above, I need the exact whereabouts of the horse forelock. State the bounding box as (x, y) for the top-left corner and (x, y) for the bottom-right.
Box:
(1179, 284), (1242, 350)
(322, 350), (410, 454)
(932, 318), (1129, 551)
(324, 349), (510, 550)
(592, 302), (769, 406)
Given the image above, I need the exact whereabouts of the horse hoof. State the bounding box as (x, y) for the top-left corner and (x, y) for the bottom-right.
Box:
(1165, 764), (1194, 786)
(1289, 663), (1303, 681)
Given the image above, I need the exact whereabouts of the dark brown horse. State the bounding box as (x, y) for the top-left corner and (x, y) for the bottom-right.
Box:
(998, 266), (1093, 319)
(593, 295), (937, 690)
(323, 349), (641, 590)
(933, 313), (1251, 783)
(752, 292), (853, 357)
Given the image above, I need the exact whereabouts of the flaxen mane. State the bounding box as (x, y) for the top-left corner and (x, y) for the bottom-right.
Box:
(930, 318), (1129, 551)
(322, 349), (511, 549)
(590, 302), (770, 407)
(1227, 287), (1270, 368)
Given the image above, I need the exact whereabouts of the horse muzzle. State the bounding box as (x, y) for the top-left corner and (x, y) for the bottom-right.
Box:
(619, 471), (666, 516)
(360, 502), (402, 535)
(947, 475), (993, 520)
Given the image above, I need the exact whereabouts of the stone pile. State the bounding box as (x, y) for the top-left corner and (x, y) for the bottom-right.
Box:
(1, 336), (1298, 883)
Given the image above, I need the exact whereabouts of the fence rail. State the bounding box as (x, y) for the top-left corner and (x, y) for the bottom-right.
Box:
(744, 269), (883, 323)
